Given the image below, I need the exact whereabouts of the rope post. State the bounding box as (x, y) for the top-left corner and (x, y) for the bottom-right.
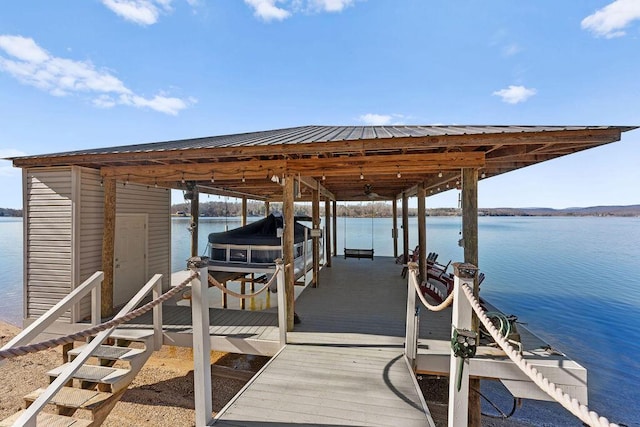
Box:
(405, 262), (419, 367)
(187, 256), (213, 426)
(152, 276), (163, 351)
(275, 259), (287, 347)
(448, 262), (477, 427)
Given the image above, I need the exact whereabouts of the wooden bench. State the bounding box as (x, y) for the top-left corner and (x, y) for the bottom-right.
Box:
(344, 248), (374, 260)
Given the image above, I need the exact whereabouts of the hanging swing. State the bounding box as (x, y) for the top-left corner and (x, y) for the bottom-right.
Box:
(343, 201), (375, 260)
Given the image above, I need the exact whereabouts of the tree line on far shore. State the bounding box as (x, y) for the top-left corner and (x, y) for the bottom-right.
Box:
(2, 203), (639, 218)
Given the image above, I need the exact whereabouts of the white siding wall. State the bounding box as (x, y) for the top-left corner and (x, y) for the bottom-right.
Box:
(76, 167), (104, 319)
(23, 167), (171, 323)
(116, 182), (171, 291)
(24, 168), (73, 320)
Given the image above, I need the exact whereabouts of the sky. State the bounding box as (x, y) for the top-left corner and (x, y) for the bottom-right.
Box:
(0, 0), (639, 209)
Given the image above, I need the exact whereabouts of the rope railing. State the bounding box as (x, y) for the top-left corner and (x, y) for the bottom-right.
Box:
(207, 266), (281, 299)
(0, 272), (199, 361)
(459, 283), (619, 427)
(408, 266), (454, 312)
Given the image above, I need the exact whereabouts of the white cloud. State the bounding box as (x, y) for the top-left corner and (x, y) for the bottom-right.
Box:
(359, 113), (392, 125)
(0, 35), (193, 115)
(308, 0), (354, 13)
(244, 0), (291, 21)
(502, 43), (522, 56)
(244, 0), (359, 21)
(492, 85), (537, 104)
(101, 0), (172, 26)
(359, 113), (408, 126)
(582, 0), (640, 38)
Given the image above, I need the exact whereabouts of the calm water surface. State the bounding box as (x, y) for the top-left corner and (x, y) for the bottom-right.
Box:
(1, 216), (639, 425)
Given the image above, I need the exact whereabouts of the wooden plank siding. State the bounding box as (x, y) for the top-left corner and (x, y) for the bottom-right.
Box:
(24, 167), (73, 320)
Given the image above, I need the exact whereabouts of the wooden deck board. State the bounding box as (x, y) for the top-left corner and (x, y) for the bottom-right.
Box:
(214, 344), (430, 426)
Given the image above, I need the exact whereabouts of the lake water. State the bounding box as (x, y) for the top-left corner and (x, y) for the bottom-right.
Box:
(2, 216), (639, 425)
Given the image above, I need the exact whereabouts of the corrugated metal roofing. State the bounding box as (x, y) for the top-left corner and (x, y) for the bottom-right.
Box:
(10, 125), (636, 160)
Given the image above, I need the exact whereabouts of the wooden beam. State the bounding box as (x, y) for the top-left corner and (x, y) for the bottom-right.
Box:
(299, 175), (335, 200)
(264, 201), (270, 217)
(283, 174), (295, 331)
(101, 177), (116, 317)
(197, 185), (268, 201)
(402, 192), (409, 264)
(417, 183), (427, 281)
(461, 167), (480, 427)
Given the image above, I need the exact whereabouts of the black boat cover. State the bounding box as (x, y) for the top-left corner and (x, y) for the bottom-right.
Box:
(208, 213), (312, 246)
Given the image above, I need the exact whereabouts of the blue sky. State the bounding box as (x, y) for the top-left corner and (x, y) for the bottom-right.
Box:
(0, 0), (638, 209)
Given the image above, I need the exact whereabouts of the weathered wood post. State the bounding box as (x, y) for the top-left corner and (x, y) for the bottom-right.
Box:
(448, 262), (477, 427)
(332, 200), (337, 257)
(417, 183), (427, 282)
(241, 196), (247, 226)
(283, 174), (295, 330)
(325, 198), (332, 267)
(190, 185), (199, 258)
(101, 176), (116, 317)
(402, 192), (409, 264)
(312, 188), (320, 287)
(462, 167), (481, 426)
(264, 201), (270, 217)
(392, 197), (398, 259)
(189, 256), (213, 426)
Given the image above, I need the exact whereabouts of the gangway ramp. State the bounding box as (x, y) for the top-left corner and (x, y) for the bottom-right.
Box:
(214, 344), (434, 426)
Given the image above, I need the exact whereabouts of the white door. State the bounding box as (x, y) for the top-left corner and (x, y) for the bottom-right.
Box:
(114, 214), (147, 307)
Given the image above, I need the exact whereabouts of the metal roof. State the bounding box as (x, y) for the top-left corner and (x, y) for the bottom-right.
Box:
(9, 124), (637, 202)
(11, 125), (636, 160)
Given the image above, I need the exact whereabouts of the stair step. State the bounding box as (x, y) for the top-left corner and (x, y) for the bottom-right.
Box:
(48, 363), (131, 385)
(0, 410), (92, 427)
(109, 329), (154, 342)
(68, 344), (146, 362)
(24, 387), (113, 411)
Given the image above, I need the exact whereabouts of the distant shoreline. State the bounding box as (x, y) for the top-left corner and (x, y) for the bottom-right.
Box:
(3, 204), (640, 218)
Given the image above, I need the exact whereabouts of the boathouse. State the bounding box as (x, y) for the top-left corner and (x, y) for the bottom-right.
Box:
(4, 125), (636, 426)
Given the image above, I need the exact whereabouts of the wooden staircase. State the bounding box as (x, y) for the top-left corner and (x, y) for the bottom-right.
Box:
(1, 329), (154, 427)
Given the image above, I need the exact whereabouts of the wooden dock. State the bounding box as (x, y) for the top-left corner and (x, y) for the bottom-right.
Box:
(122, 256), (586, 424)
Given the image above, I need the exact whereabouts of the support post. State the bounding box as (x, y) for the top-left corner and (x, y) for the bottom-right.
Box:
(332, 200), (337, 257)
(189, 258), (212, 426)
(101, 177), (116, 318)
(283, 174), (295, 330)
(402, 192), (409, 264)
(190, 186), (199, 258)
(448, 263), (477, 427)
(152, 276), (163, 350)
(275, 259), (287, 347)
(417, 183), (427, 282)
(264, 201), (270, 217)
(312, 188), (320, 287)
(462, 168), (480, 426)
(392, 198), (398, 259)
(325, 198), (332, 267)
(405, 263), (419, 367)
(241, 196), (247, 226)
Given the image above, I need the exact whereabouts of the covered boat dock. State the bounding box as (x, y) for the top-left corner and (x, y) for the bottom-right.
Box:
(8, 125), (635, 426)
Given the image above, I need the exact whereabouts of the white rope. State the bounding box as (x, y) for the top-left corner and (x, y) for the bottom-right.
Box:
(460, 283), (619, 427)
(409, 268), (453, 312)
(207, 266), (281, 299)
(0, 272), (199, 361)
